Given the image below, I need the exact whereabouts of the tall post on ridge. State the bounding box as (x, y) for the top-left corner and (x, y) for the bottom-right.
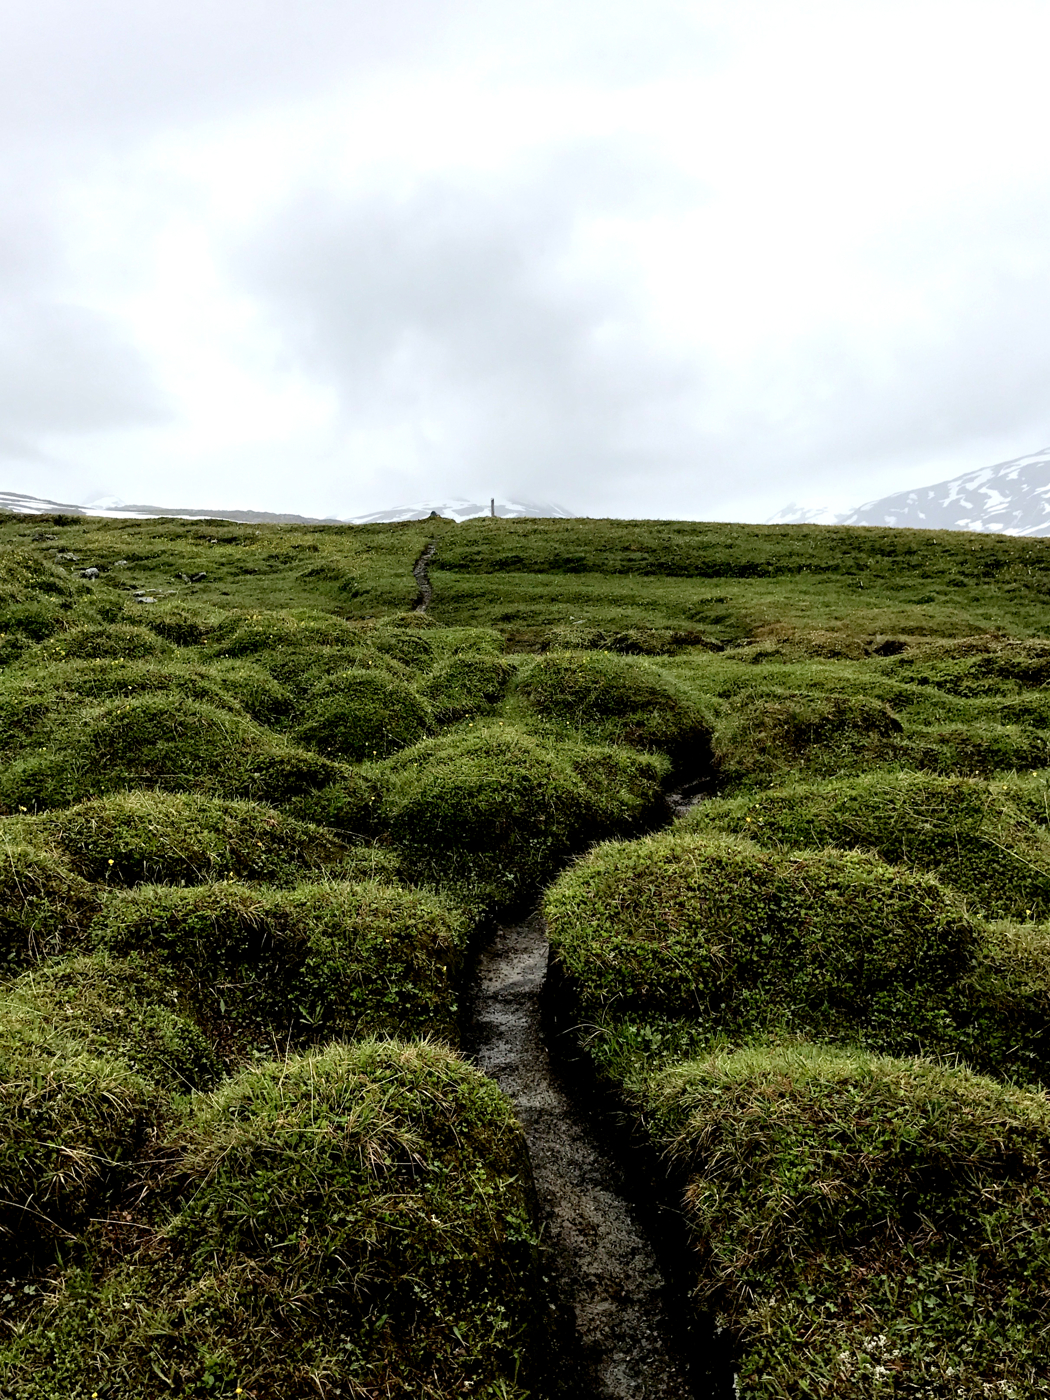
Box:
(490, 497), (495, 518)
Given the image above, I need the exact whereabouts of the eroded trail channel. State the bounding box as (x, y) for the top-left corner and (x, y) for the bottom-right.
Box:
(468, 910), (697, 1399)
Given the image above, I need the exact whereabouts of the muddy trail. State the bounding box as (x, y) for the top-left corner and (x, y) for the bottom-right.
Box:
(468, 900), (715, 1399)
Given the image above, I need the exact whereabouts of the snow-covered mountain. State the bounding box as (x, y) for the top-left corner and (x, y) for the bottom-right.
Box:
(763, 502), (844, 526)
(0, 489), (574, 526)
(767, 447), (1050, 536)
(838, 448), (1050, 534)
(345, 497), (575, 523)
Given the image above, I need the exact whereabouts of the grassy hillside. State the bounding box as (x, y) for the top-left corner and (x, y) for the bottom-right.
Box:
(1, 507), (1049, 1397)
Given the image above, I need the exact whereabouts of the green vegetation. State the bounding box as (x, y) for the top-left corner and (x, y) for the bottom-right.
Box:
(0, 1040), (540, 1400)
(683, 770), (1050, 919)
(0, 952), (213, 1264)
(297, 669), (434, 759)
(15, 790), (348, 886)
(0, 838), (96, 967)
(640, 1044), (1050, 1398)
(93, 878), (468, 1051)
(545, 831), (978, 1061)
(4, 507), (1050, 1394)
(378, 725), (668, 911)
(513, 649), (712, 764)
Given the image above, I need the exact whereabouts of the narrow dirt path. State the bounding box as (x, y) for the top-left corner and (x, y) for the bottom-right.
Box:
(469, 910), (696, 1399)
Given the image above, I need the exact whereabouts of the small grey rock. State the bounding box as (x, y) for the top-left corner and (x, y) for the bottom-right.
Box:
(79, 567), (100, 579)
(189, 571), (207, 582)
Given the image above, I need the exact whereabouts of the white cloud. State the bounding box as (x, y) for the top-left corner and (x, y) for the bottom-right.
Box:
(4, 0), (1050, 517)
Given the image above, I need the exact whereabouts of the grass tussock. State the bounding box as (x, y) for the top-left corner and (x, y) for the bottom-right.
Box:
(15, 789), (349, 887)
(544, 831), (977, 1059)
(684, 770), (1050, 920)
(92, 878), (469, 1050)
(0, 1040), (540, 1400)
(639, 1043), (1050, 1398)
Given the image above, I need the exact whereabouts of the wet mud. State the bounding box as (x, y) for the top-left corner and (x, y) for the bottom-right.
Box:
(468, 910), (698, 1399)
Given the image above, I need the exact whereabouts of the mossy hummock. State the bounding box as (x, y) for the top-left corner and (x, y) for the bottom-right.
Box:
(639, 1043), (1050, 1398)
(515, 650), (713, 767)
(545, 830), (976, 1055)
(92, 878), (469, 1048)
(0, 1040), (542, 1400)
(684, 770), (1050, 921)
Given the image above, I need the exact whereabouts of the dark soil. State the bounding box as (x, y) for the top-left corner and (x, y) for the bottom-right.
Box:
(468, 910), (698, 1399)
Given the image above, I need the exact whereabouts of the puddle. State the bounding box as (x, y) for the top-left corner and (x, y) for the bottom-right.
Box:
(468, 910), (698, 1398)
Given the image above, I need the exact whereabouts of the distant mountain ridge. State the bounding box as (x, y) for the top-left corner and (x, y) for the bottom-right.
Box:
(0, 491), (575, 526)
(768, 447), (1050, 536)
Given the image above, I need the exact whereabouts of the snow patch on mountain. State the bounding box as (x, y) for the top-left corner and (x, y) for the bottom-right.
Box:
(767, 448), (1050, 536)
(345, 497), (575, 523)
(839, 448), (1050, 535)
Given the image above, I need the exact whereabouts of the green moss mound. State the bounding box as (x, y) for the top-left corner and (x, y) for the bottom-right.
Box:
(5, 952), (220, 1094)
(640, 1044), (1050, 1398)
(379, 726), (668, 910)
(42, 623), (176, 662)
(0, 694), (347, 812)
(545, 831), (976, 1053)
(0, 839), (96, 968)
(420, 654), (516, 722)
(952, 920), (1050, 1086)
(711, 689), (906, 786)
(202, 658), (296, 725)
(685, 771), (1050, 921)
(0, 549), (75, 606)
(884, 635), (1050, 695)
(0, 955), (206, 1262)
(205, 608), (360, 658)
(136, 601), (221, 647)
(515, 651), (712, 764)
(92, 879), (468, 1047)
(20, 790), (347, 887)
(910, 720), (1050, 775)
(296, 670), (433, 760)
(0, 1040), (540, 1400)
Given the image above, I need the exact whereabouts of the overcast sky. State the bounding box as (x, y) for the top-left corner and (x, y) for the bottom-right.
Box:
(3, 0), (1050, 520)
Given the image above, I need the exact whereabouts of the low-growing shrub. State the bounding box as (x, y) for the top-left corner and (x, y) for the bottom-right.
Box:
(639, 1043), (1050, 1398)
(0, 1040), (541, 1400)
(544, 831), (976, 1053)
(0, 838), (96, 967)
(379, 726), (668, 911)
(685, 771), (1050, 921)
(420, 654), (516, 722)
(515, 650), (712, 766)
(19, 790), (348, 887)
(92, 878), (469, 1047)
(296, 670), (433, 760)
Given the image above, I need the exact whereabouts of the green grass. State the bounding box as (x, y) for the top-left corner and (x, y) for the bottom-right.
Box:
(0, 1040), (541, 1400)
(639, 1043), (1050, 1398)
(5, 507), (1050, 1394)
(92, 878), (469, 1053)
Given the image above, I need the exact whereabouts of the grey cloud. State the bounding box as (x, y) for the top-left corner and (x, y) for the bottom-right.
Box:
(238, 151), (699, 505)
(0, 299), (169, 443)
(0, 0), (451, 141)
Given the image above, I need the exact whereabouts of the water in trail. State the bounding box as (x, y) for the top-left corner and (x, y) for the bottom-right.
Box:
(469, 909), (697, 1399)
